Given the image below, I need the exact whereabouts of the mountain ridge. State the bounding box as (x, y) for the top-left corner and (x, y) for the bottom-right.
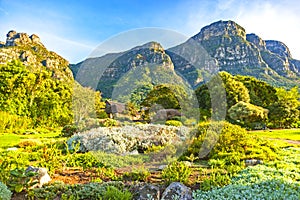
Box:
(71, 20), (300, 98)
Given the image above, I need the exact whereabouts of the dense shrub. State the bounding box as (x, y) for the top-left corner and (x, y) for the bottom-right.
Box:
(193, 180), (300, 200)
(17, 140), (38, 148)
(101, 118), (118, 127)
(28, 182), (132, 200)
(0, 111), (32, 132)
(165, 120), (183, 127)
(161, 161), (192, 185)
(181, 121), (279, 164)
(61, 124), (79, 137)
(67, 125), (189, 154)
(0, 181), (12, 200)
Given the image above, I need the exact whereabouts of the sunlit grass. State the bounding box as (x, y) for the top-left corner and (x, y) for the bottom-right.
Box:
(249, 129), (300, 141)
(0, 131), (60, 148)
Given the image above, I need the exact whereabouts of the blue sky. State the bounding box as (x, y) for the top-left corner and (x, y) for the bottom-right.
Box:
(0, 0), (300, 63)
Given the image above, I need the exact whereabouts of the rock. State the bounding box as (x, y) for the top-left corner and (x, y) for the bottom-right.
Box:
(266, 40), (291, 58)
(246, 33), (266, 51)
(158, 165), (167, 171)
(6, 147), (18, 151)
(161, 182), (192, 200)
(6, 30), (17, 38)
(135, 184), (160, 200)
(26, 166), (51, 187)
(245, 159), (263, 166)
(30, 34), (42, 45)
(153, 109), (182, 121)
(38, 168), (51, 187)
(194, 20), (247, 41)
(0, 41), (5, 47)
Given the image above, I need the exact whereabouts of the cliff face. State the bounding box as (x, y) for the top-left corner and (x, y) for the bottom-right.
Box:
(169, 20), (300, 88)
(0, 30), (73, 81)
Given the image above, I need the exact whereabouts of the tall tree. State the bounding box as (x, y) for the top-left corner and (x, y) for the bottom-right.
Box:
(235, 75), (278, 108)
(268, 87), (300, 128)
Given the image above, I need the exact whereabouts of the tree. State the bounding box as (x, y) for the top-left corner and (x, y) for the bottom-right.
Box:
(235, 75), (278, 108)
(0, 60), (73, 127)
(228, 101), (268, 128)
(141, 84), (188, 109)
(268, 87), (300, 128)
(195, 72), (249, 119)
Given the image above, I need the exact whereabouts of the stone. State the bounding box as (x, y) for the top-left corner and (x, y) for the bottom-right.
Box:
(161, 182), (192, 200)
(38, 168), (51, 187)
(158, 165), (167, 171)
(6, 147), (18, 151)
(245, 159), (263, 167)
(135, 184), (160, 200)
(30, 34), (41, 44)
(26, 166), (51, 187)
(0, 41), (5, 48)
(6, 30), (17, 38)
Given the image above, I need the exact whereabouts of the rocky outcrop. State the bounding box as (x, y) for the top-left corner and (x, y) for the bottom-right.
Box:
(246, 33), (266, 51)
(0, 31), (73, 81)
(195, 20), (246, 41)
(5, 30), (44, 47)
(161, 182), (192, 200)
(266, 40), (291, 58)
(135, 184), (161, 200)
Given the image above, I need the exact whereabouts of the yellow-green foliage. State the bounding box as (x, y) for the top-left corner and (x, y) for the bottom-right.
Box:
(182, 121), (280, 164)
(0, 111), (32, 131)
(161, 161), (192, 185)
(0, 60), (73, 128)
(228, 101), (268, 124)
(165, 120), (183, 127)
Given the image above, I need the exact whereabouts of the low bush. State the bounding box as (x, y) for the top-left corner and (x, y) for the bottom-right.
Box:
(193, 147), (300, 199)
(101, 118), (118, 127)
(27, 182), (133, 200)
(67, 125), (189, 154)
(193, 180), (300, 199)
(17, 140), (38, 148)
(0, 181), (12, 200)
(0, 111), (32, 132)
(122, 167), (150, 182)
(161, 161), (192, 185)
(181, 121), (280, 165)
(61, 124), (79, 137)
(165, 120), (182, 127)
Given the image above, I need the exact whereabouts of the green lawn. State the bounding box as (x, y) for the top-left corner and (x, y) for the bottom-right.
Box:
(0, 131), (60, 149)
(250, 129), (300, 141)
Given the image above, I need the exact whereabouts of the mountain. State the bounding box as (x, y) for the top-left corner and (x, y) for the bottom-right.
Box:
(72, 41), (189, 100)
(0, 31), (74, 127)
(71, 20), (300, 98)
(170, 20), (300, 88)
(0, 30), (73, 82)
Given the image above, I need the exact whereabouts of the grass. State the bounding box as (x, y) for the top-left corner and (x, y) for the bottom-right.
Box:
(0, 131), (61, 149)
(249, 129), (300, 141)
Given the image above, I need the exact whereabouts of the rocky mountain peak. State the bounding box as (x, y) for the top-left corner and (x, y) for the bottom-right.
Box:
(246, 33), (266, 51)
(5, 30), (44, 47)
(131, 41), (165, 53)
(0, 30), (72, 81)
(265, 40), (291, 58)
(193, 20), (246, 41)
